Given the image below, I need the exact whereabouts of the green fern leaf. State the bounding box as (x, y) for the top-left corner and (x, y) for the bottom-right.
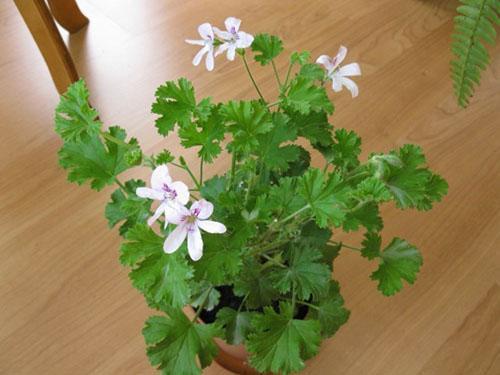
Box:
(450, 0), (499, 107)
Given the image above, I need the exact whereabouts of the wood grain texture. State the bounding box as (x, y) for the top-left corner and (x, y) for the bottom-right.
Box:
(0, 0), (499, 374)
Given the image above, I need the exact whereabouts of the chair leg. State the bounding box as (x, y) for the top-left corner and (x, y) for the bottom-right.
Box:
(14, 0), (79, 94)
(47, 0), (89, 34)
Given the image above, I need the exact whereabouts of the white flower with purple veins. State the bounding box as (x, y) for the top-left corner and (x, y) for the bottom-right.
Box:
(214, 17), (254, 61)
(136, 165), (189, 226)
(186, 23), (216, 71)
(316, 45), (361, 98)
(163, 200), (226, 261)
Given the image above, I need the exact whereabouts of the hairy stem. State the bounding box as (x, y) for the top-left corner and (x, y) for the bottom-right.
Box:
(192, 287), (213, 322)
(271, 60), (282, 87)
(171, 161), (201, 190)
(329, 240), (362, 252)
(242, 53), (266, 102)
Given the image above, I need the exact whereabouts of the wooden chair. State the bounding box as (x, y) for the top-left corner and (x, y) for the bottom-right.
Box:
(14, 0), (89, 94)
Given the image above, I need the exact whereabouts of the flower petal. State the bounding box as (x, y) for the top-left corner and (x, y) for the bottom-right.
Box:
(191, 199), (213, 219)
(151, 165), (172, 190)
(333, 45), (348, 69)
(213, 27), (232, 40)
(198, 22), (214, 40)
(339, 62), (361, 77)
(185, 39), (205, 46)
(341, 77), (359, 98)
(235, 32), (254, 49)
(198, 220), (227, 234)
(316, 55), (333, 70)
(205, 49), (215, 71)
(331, 73), (343, 92)
(164, 204), (188, 224)
(193, 46), (208, 66)
(147, 202), (167, 226)
(187, 226), (203, 261)
(215, 42), (230, 57)
(225, 17), (241, 33)
(227, 45), (236, 61)
(136, 187), (163, 201)
(170, 180), (190, 205)
(163, 225), (187, 254)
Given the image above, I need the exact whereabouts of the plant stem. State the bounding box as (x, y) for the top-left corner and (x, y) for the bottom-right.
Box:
(199, 158), (204, 186)
(279, 204), (310, 225)
(266, 100), (281, 108)
(261, 253), (287, 268)
(237, 293), (249, 313)
(192, 287), (213, 322)
(271, 60), (282, 87)
(329, 240), (362, 252)
(242, 53), (266, 102)
(292, 299), (321, 311)
(171, 162), (201, 190)
(283, 61), (293, 89)
(114, 177), (127, 192)
(100, 130), (131, 149)
(229, 152), (237, 190)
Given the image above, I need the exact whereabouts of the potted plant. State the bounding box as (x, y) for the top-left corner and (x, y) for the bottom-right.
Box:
(54, 17), (448, 375)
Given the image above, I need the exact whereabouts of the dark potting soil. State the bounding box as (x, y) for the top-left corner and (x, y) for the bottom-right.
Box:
(197, 285), (309, 324)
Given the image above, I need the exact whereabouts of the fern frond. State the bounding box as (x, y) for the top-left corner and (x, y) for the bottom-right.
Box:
(450, 0), (499, 107)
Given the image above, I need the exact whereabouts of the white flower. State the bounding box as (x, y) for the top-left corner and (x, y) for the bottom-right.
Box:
(214, 17), (254, 61)
(163, 199), (226, 261)
(136, 165), (189, 226)
(316, 46), (361, 98)
(186, 23), (216, 71)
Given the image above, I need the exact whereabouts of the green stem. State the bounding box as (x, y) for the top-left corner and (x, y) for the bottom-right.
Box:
(192, 287), (213, 322)
(266, 100), (281, 108)
(229, 153), (237, 190)
(199, 158), (204, 186)
(279, 204), (310, 224)
(237, 293), (249, 313)
(261, 253), (287, 268)
(271, 60), (282, 87)
(283, 62), (293, 89)
(171, 162), (201, 190)
(290, 299), (321, 311)
(329, 241), (362, 252)
(242, 53), (266, 102)
(100, 131), (131, 149)
(114, 177), (127, 192)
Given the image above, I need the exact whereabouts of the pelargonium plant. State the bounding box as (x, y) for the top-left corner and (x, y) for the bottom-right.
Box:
(54, 17), (448, 375)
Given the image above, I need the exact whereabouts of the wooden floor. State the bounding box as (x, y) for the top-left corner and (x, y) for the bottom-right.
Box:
(1, 0), (499, 374)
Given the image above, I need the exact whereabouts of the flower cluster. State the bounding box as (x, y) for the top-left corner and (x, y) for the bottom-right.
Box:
(186, 18), (361, 97)
(136, 165), (226, 261)
(185, 17), (254, 71)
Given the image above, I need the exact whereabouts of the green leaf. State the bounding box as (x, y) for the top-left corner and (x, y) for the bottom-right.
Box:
(283, 77), (334, 115)
(234, 259), (279, 309)
(151, 78), (211, 136)
(192, 234), (242, 285)
(450, 0), (498, 107)
(257, 112), (300, 170)
(153, 149), (175, 165)
(308, 281), (350, 337)
(190, 282), (220, 311)
(263, 177), (307, 219)
(247, 302), (322, 375)
(143, 311), (221, 375)
(251, 33), (284, 65)
(178, 105), (225, 162)
(330, 128), (362, 170)
(58, 126), (133, 191)
(361, 231), (381, 260)
(343, 202), (383, 232)
(120, 224), (193, 308)
(216, 307), (256, 345)
(370, 144), (448, 210)
(352, 176), (392, 203)
(55, 79), (101, 142)
(287, 110), (334, 149)
(299, 169), (347, 228)
(222, 100), (273, 153)
(105, 179), (152, 236)
(298, 63), (325, 81)
(271, 246), (331, 300)
(290, 51), (311, 65)
(371, 238), (423, 296)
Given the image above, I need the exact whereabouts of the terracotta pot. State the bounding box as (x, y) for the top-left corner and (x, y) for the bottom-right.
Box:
(185, 306), (261, 374)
